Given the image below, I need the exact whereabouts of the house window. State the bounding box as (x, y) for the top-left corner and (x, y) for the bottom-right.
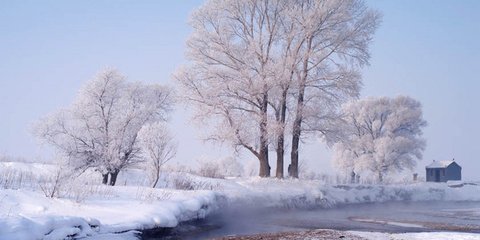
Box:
(442, 169), (445, 176)
(430, 170), (433, 176)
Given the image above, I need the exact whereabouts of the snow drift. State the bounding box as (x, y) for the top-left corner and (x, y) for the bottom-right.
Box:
(1, 163), (480, 239)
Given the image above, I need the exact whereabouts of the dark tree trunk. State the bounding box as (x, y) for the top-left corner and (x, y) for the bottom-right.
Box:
(259, 91), (270, 177)
(152, 168), (160, 188)
(275, 135), (284, 178)
(290, 85), (304, 178)
(258, 135), (270, 178)
(290, 37), (312, 179)
(378, 171), (383, 183)
(290, 132), (300, 178)
(152, 177), (159, 188)
(109, 170), (119, 186)
(275, 89), (288, 178)
(259, 148), (270, 177)
(102, 173), (109, 185)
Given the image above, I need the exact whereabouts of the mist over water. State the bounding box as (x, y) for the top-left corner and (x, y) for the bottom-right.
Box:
(146, 201), (480, 239)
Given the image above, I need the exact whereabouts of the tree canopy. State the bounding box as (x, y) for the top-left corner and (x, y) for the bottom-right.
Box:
(35, 69), (173, 185)
(333, 96), (427, 182)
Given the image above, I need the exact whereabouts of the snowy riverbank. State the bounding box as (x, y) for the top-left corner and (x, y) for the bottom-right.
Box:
(1, 169), (480, 239)
(0, 187), (221, 239)
(213, 229), (480, 240)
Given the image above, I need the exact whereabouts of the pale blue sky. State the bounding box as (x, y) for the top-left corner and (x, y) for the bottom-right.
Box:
(1, 1), (479, 179)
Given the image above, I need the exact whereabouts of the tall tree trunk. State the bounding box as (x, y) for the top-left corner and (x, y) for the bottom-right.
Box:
(152, 167), (160, 188)
(259, 151), (270, 177)
(275, 89), (288, 178)
(275, 135), (284, 178)
(102, 173), (109, 185)
(259, 91), (270, 177)
(290, 84), (305, 178)
(290, 36), (312, 179)
(290, 132), (300, 178)
(109, 170), (119, 186)
(152, 177), (159, 188)
(378, 171), (383, 183)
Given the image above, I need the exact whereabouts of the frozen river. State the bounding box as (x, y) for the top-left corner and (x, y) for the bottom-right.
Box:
(145, 201), (480, 239)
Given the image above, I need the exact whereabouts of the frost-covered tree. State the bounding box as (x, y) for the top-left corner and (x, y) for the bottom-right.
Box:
(286, 0), (381, 178)
(175, 0), (285, 177)
(332, 96), (427, 183)
(35, 69), (173, 185)
(176, 0), (380, 179)
(138, 123), (177, 188)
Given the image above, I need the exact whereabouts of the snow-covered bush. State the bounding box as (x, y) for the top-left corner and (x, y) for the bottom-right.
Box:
(197, 159), (224, 179)
(59, 183), (115, 203)
(134, 187), (172, 203)
(0, 169), (34, 190)
(0, 161), (59, 190)
(219, 157), (243, 177)
(171, 175), (206, 190)
(37, 166), (69, 198)
(171, 175), (195, 190)
(168, 173), (222, 191)
(196, 157), (244, 179)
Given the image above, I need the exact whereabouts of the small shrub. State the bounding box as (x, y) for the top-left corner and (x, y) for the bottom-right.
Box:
(60, 183), (115, 203)
(198, 163), (224, 179)
(172, 175), (197, 190)
(38, 167), (66, 198)
(135, 187), (172, 203)
(170, 174), (222, 191)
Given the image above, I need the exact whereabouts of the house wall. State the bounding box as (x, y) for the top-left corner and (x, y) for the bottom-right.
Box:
(426, 168), (446, 182)
(426, 163), (462, 182)
(436, 168), (447, 182)
(426, 168), (448, 182)
(446, 163), (462, 181)
(426, 169), (433, 182)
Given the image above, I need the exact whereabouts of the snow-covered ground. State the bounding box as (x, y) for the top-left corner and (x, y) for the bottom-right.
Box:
(351, 231), (480, 240)
(209, 229), (480, 240)
(0, 188), (220, 239)
(1, 161), (480, 239)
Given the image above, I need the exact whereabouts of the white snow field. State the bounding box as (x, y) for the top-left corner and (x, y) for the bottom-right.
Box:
(1, 161), (480, 239)
(350, 231), (480, 240)
(0, 188), (220, 239)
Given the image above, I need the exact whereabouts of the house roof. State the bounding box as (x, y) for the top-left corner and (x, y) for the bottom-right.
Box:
(426, 160), (455, 169)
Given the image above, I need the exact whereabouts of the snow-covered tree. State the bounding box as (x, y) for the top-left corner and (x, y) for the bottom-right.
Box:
(332, 96), (427, 183)
(35, 68), (173, 185)
(175, 0), (285, 177)
(138, 122), (177, 188)
(285, 0), (381, 178)
(176, 0), (380, 179)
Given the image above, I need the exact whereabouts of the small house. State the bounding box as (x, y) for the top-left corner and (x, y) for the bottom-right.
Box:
(425, 160), (462, 182)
